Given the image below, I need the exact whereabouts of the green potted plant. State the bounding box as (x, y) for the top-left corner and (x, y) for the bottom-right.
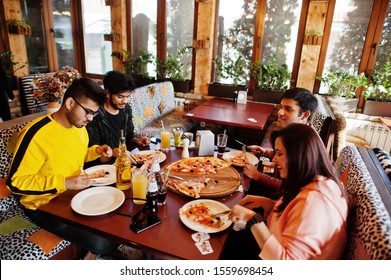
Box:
(156, 46), (193, 92)
(363, 57), (391, 117)
(7, 19), (32, 36)
(251, 54), (291, 104)
(315, 70), (368, 112)
(0, 51), (26, 89)
(209, 54), (248, 98)
(112, 49), (156, 86)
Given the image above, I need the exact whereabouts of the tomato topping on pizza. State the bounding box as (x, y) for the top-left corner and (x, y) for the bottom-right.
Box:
(181, 203), (225, 228)
(170, 157), (231, 174)
(169, 178), (210, 198)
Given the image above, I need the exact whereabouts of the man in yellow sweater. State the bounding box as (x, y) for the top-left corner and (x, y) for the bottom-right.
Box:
(6, 77), (117, 259)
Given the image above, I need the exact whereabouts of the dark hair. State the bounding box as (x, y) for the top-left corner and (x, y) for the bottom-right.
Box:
(103, 71), (136, 94)
(281, 88), (318, 117)
(63, 77), (106, 106)
(271, 123), (344, 214)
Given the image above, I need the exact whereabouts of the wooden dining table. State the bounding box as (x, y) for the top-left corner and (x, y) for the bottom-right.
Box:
(184, 98), (275, 130)
(36, 146), (251, 260)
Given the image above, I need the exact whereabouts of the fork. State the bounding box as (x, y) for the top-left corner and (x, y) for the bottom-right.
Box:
(242, 145), (248, 161)
(211, 210), (231, 218)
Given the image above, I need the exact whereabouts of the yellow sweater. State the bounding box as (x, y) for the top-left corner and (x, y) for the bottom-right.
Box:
(7, 115), (101, 210)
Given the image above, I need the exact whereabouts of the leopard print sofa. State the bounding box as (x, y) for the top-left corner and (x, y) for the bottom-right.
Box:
(128, 81), (195, 137)
(0, 117), (77, 259)
(337, 145), (391, 259)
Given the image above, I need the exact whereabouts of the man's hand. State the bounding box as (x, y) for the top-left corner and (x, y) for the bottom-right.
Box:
(96, 144), (112, 157)
(65, 175), (95, 190)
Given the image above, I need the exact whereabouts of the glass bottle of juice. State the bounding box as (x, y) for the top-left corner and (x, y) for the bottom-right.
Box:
(116, 129), (132, 190)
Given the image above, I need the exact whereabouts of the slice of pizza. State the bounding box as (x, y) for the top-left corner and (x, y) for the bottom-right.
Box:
(181, 202), (225, 228)
(170, 178), (210, 198)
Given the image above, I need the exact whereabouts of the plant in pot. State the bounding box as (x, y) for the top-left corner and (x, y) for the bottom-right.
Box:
(156, 46), (193, 93)
(112, 49), (156, 87)
(0, 51), (26, 90)
(251, 54), (291, 104)
(209, 54), (249, 99)
(315, 70), (368, 112)
(7, 19), (32, 36)
(363, 57), (391, 117)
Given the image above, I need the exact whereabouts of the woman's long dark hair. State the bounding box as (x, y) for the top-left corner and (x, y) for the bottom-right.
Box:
(271, 123), (344, 214)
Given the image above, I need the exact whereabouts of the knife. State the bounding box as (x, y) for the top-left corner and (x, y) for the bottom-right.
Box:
(235, 139), (248, 147)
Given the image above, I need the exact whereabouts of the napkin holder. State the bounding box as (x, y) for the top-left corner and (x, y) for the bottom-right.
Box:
(195, 130), (215, 156)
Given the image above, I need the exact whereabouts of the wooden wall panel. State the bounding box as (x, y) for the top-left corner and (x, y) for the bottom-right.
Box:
(2, 0), (28, 77)
(296, 0), (328, 91)
(111, 0), (127, 70)
(193, 0), (216, 94)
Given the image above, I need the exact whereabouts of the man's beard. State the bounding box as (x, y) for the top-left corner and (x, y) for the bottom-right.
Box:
(110, 98), (125, 110)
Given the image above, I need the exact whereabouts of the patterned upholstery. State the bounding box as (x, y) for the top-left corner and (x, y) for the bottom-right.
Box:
(373, 148), (391, 181)
(19, 74), (56, 115)
(0, 180), (71, 260)
(336, 146), (391, 259)
(0, 122), (30, 178)
(128, 81), (195, 137)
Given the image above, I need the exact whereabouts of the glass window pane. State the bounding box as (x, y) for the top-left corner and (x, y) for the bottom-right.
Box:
(324, 0), (373, 74)
(374, 0), (391, 71)
(52, 0), (75, 68)
(81, 0), (112, 74)
(21, 0), (49, 73)
(166, 0), (194, 79)
(132, 0), (157, 77)
(216, 0), (256, 85)
(261, 0), (302, 72)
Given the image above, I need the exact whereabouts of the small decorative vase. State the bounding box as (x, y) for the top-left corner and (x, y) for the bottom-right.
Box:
(47, 101), (60, 114)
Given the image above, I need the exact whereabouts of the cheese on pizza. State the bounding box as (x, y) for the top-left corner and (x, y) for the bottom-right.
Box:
(169, 178), (210, 198)
(170, 157), (231, 174)
(225, 153), (246, 166)
(134, 151), (162, 163)
(181, 203), (225, 228)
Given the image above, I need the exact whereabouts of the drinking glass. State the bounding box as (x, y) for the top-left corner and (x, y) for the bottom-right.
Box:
(173, 127), (183, 148)
(217, 134), (228, 158)
(160, 130), (171, 151)
(132, 169), (148, 205)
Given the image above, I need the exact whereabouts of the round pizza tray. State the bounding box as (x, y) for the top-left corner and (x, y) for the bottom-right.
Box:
(162, 158), (241, 199)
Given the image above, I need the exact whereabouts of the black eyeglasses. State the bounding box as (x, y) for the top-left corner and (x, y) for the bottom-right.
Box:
(73, 98), (99, 118)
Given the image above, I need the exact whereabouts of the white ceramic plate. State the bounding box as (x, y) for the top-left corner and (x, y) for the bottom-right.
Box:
(132, 150), (166, 163)
(179, 199), (232, 233)
(84, 164), (116, 186)
(222, 151), (259, 167)
(71, 186), (125, 216)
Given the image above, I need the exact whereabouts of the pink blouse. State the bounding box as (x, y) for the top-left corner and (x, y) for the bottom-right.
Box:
(260, 176), (348, 260)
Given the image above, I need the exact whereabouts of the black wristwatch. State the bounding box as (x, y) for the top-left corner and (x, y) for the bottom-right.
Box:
(245, 213), (264, 229)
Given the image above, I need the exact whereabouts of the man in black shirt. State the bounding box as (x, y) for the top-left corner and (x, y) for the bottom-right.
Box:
(86, 71), (149, 165)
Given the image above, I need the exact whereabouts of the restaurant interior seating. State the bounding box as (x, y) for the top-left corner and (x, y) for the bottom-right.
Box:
(336, 145), (391, 259)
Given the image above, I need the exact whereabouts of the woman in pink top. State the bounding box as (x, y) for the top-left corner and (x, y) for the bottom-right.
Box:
(230, 123), (348, 259)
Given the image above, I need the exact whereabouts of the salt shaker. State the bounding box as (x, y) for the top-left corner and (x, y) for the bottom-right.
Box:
(182, 138), (190, 159)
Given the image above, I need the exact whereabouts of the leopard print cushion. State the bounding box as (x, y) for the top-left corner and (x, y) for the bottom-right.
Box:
(373, 148), (391, 181)
(338, 146), (391, 259)
(0, 194), (70, 260)
(0, 122), (30, 178)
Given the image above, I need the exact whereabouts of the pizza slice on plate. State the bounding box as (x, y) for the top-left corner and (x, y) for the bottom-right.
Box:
(181, 202), (225, 228)
(169, 178), (210, 198)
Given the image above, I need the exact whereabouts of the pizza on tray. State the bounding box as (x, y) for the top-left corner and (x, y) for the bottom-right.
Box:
(169, 178), (211, 198)
(169, 157), (231, 174)
(181, 202), (225, 229)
